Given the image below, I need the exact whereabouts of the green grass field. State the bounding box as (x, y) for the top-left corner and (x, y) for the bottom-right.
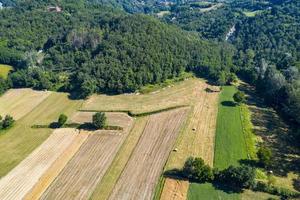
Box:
(0, 64), (13, 79)
(214, 86), (248, 169)
(0, 92), (82, 177)
(188, 183), (240, 200)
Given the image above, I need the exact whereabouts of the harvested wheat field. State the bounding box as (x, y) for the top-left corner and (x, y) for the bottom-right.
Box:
(24, 131), (89, 200)
(160, 82), (219, 200)
(82, 79), (200, 114)
(109, 108), (188, 200)
(41, 117), (134, 200)
(0, 88), (50, 120)
(0, 128), (79, 200)
(160, 178), (189, 200)
(70, 111), (132, 129)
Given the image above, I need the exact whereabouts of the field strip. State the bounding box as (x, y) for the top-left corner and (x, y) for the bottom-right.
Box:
(109, 108), (189, 200)
(160, 178), (189, 200)
(0, 89), (51, 120)
(0, 128), (79, 200)
(90, 116), (149, 200)
(160, 82), (219, 200)
(41, 117), (134, 200)
(24, 131), (90, 200)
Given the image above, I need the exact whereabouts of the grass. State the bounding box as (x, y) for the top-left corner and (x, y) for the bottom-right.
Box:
(0, 64), (13, 79)
(90, 116), (149, 200)
(188, 183), (240, 200)
(0, 92), (82, 177)
(214, 86), (248, 169)
(243, 10), (262, 17)
(82, 78), (200, 115)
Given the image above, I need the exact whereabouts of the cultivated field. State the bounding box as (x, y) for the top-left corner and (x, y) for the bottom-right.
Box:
(0, 89), (50, 120)
(0, 129), (80, 200)
(41, 115), (133, 200)
(91, 117), (149, 200)
(82, 78), (199, 114)
(160, 178), (189, 200)
(0, 92), (82, 177)
(0, 64), (13, 79)
(109, 108), (188, 200)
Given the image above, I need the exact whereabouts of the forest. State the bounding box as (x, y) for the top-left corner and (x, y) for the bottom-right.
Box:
(0, 0), (299, 129)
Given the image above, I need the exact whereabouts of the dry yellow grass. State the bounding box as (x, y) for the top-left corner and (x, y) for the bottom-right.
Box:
(0, 89), (50, 120)
(82, 78), (199, 114)
(109, 108), (188, 200)
(160, 178), (189, 200)
(24, 130), (89, 200)
(90, 116), (149, 200)
(0, 128), (79, 200)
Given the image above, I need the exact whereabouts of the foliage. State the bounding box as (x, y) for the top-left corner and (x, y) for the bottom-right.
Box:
(233, 91), (246, 104)
(57, 114), (68, 127)
(92, 112), (106, 129)
(0, 115), (15, 130)
(216, 165), (256, 189)
(253, 181), (300, 198)
(182, 157), (214, 182)
(257, 146), (273, 168)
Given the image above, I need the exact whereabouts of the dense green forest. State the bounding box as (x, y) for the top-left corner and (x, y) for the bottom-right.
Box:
(0, 0), (234, 98)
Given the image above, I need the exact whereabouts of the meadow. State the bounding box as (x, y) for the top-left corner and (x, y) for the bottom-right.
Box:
(0, 64), (13, 79)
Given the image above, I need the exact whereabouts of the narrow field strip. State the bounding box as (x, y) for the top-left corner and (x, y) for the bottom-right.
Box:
(160, 178), (189, 200)
(90, 117), (149, 200)
(0, 89), (50, 120)
(214, 86), (247, 169)
(24, 131), (90, 200)
(41, 117), (134, 200)
(109, 108), (188, 200)
(0, 128), (79, 200)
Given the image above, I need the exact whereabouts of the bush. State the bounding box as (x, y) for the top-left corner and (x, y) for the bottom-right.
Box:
(233, 91), (246, 104)
(253, 181), (299, 198)
(92, 112), (106, 129)
(58, 114), (68, 127)
(1, 115), (14, 129)
(182, 157), (214, 182)
(216, 165), (255, 189)
(257, 146), (273, 168)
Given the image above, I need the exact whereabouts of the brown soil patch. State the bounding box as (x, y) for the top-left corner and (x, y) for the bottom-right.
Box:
(160, 178), (189, 200)
(40, 118), (133, 200)
(0, 89), (50, 120)
(109, 108), (188, 200)
(0, 128), (79, 200)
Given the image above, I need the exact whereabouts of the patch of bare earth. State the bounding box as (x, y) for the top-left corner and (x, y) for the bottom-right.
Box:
(40, 116), (133, 200)
(109, 108), (188, 200)
(160, 178), (189, 200)
(0, 89), (50, 120)
(0, 128), (79, 200)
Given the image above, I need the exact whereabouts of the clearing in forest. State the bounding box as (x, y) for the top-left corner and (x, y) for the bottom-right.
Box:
(0, 89), (50, 120)
(109, 108), (188, 200)
(41, 115), (133, 200)
(0, 129), (80, 200)
(0, 64), (13, 79)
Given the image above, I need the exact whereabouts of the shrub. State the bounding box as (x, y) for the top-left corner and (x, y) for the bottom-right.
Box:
(58, 114), (68, 127)
(257, 146), (273, 168)
(182, 157), (214, 182)
(2, 115), (14, 129)
(233, 91), (246, 104)
(216, 165), (255, 189)
(92, 112), (106, 129)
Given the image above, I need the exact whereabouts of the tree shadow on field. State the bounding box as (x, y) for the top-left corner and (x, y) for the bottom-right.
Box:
(221, 101), (236, 107)
(212, 182), (243, 194)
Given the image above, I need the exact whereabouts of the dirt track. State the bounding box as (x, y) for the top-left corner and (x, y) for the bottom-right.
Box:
(41, 116), (133, 200)
(0, 128), (78, 200)
(109, 108), (188, 200)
